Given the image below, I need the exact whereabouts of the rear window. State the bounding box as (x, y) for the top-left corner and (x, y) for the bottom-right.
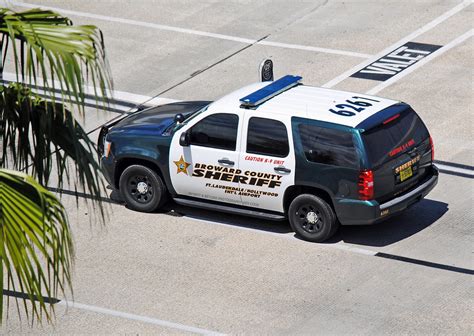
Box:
(298, 124), (359, 168)
(362, 108), (429, 167)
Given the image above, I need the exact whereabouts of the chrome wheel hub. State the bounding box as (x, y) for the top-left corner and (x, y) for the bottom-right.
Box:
(306, 211), (319, 224)
(136, 181), (148, 194)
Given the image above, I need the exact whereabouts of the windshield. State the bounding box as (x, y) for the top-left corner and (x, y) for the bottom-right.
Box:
(166, 104), (210, 135)
(362, 107), (429, 167)
(184, 104), (210, 123)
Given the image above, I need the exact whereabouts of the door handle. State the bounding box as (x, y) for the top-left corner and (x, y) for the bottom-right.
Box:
(274, 166), (291, 174)
(218, 158), (234, 166)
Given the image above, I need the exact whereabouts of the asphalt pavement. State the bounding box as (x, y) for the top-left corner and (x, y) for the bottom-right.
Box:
(2, 0), (473, 335)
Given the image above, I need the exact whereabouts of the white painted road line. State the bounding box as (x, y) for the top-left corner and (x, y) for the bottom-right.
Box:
(2, 71), (176, 110)
(11, 1), (254, 44)
(94, 88), (176, 108)
(330, 243), (377, 256)
(57, 300), (225, 336)
(12, 1), (370, 58)
(322, 0), (472, 88)
(258, 41), (371, 58)
(366, 29), (474, 95)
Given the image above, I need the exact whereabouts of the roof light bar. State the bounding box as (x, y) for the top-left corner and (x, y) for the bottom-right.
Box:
(240, 75), (302, 108)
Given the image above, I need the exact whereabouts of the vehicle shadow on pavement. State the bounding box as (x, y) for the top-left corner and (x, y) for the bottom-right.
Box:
(162, 200), (293, 234)
(111, 191), (448, 246)
(326, 198), (449, 247)
(111, 189), (286, 233)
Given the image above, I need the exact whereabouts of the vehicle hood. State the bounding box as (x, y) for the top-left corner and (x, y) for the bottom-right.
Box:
(113, 101), (211, 134)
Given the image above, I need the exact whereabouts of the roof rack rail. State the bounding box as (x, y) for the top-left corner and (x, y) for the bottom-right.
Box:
(240, 75), (302, 108)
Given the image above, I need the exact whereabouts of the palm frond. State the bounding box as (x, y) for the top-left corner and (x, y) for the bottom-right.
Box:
(0, 8), (112, 113)
(0, 168), (73, 322)
(0, 83), (105, 216)
(0, 6), (113, 324)
(0, 7), (113, 217)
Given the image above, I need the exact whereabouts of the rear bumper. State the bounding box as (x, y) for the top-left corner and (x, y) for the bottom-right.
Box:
(335, 165), (439, 225)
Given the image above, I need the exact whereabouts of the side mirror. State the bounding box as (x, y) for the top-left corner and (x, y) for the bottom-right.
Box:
(179, 131), (190, 147)
(174, 113), (185, 124)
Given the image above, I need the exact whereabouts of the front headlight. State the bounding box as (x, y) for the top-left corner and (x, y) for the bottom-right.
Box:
(103, 139), (112, 158)
(97, 127), (108, 158)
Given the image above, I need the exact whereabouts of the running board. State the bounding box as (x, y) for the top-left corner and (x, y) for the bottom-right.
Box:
(173, 198), (286, 221)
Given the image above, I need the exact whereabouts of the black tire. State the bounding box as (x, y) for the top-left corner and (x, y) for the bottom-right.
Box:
(288, 194), (338, 242)
(119, 165), (167, 212)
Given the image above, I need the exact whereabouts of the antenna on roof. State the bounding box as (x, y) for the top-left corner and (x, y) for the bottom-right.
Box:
(240, 75), (302, 108)
(259, 59), (274, 82)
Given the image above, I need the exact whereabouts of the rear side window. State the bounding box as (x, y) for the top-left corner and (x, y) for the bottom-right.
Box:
(298, 124), (358, 168)
(362, 108), (429, 167)
(190, 113), (239, 151)
(247, 117), (289, 157)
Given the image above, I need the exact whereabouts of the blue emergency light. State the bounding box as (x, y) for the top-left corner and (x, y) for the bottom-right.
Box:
(239, 75), (302, 108)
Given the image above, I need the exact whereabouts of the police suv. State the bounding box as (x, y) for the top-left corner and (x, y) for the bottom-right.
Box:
(98, 75), (438, 242)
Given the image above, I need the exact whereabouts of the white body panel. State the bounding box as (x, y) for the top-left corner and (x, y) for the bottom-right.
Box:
(169, 112), (243, 206)
(238, 111), (295, 212)
(210, 82), (399, 128)
(168, 79), (399, 213)
(169, 108), (295, 213)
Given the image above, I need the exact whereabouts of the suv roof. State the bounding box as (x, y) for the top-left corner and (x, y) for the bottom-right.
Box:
(209, 77), (400, 128)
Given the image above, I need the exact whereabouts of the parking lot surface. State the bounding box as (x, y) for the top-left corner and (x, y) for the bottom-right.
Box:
(2, 1), (473, 335)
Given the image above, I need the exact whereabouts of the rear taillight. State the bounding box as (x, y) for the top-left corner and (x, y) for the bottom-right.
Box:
(429, 136), (434, 161)
(358, 170), (374, 200)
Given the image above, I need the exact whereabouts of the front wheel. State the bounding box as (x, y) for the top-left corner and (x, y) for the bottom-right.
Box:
(119, 165), (167, 212)
(288, 194), (338, 242)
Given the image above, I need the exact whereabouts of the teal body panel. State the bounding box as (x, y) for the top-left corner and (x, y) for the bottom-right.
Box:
(101, 131), (176, 193)
(291, 115), (438, 225)
(333, 198), (379, 225)
(335, 168), (438, 225)
(291, 117), (366, 224)
(291, 117), (362, 196)
(99, 101), (211, 195)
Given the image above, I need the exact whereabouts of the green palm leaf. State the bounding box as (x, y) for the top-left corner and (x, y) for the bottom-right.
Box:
(0, 8), (112, 111)
(0, 7), (114, 323)
(0, 168), (73, 322)
(0, 7), (113, 210)
(1, 84), (106, 217)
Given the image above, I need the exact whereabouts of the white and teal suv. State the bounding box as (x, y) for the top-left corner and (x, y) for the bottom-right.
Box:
(99, 75), (438, 242)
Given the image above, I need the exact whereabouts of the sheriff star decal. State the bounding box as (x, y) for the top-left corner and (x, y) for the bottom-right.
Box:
(174, 155), (191, 175)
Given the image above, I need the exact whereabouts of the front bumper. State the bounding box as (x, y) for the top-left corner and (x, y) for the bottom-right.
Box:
(335, 165), (439, 225)
(100, 154), (116, 187)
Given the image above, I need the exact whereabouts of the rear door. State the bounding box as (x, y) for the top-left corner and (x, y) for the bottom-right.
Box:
(238, 113), (295, 212)
(361, 106), (432, 203)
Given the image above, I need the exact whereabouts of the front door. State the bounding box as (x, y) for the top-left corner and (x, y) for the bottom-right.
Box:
(169, 112), (243, 206)
(238, 113), (295, 212)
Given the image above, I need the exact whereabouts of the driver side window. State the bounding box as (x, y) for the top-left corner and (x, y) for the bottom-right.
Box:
(190, 113), (239, 151)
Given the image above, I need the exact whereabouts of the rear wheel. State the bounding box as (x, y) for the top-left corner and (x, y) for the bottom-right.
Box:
(119, 165), (167, 212)
(288, 194), (338, 242)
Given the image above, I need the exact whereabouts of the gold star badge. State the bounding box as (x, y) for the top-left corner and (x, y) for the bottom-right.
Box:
(173, 155), (191, 175)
